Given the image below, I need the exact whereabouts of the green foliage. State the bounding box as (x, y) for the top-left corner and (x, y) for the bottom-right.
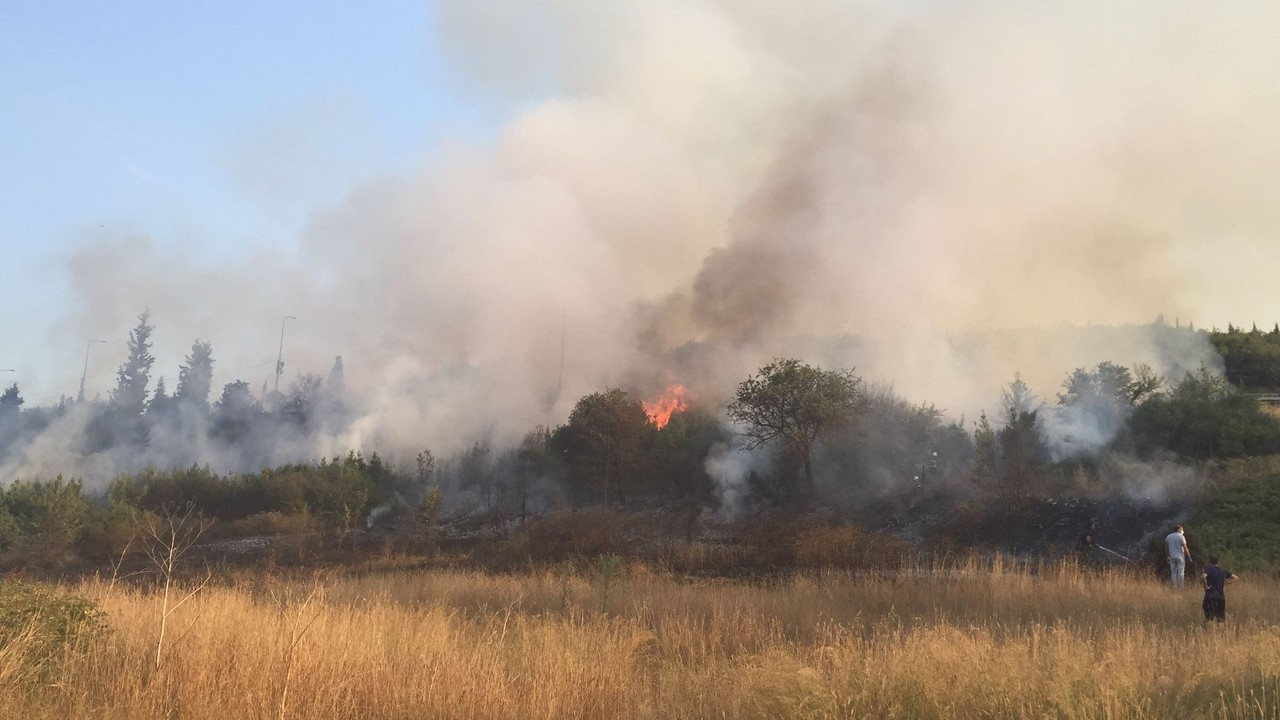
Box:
(551, 388), (656, 506)
(1209, 326), (1280, 392)
(0, 383), (24, 415)
(515, 427), (555, 518)
(649, 409), (725, 501)
(0, 505), (18, 551)
(415, 449), (436, 485)
(418, 485), (443, 548)
(995, 375), (1047, 503)
(110, 310), (155, 417)
(211, 380), (262, 444)
(4, 477), (88, 562)
(79, 500), (137, 561)
(727, 358), (864, 495)
(108, 454), (385, 527)
(1058, 361), (1162, 409)
(1129, 366), (1280, 459)
(970, 412), (997, 488)
(175, 339), (215, 411)
(0, 581), (107, 665)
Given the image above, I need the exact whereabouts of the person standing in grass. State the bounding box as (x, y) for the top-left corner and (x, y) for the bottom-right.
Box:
(1166, 525), (1191, 589)
(1202, 556), (1239, 623)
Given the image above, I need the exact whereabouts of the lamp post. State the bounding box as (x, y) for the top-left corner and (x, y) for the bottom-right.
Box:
(274, 316), (297, 394)
(78, 340), (106, 402)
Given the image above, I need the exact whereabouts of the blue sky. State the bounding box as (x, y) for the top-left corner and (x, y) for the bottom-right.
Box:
(0, 1), (501, 390)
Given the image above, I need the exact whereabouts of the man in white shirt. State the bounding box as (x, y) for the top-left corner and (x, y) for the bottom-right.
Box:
(1166, 525), (1191, 590)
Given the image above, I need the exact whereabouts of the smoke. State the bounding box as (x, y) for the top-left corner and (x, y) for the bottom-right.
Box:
(1104, 456), (1206, 505)
(15, 1), (1280, 484)
(703, 442), (768, 519)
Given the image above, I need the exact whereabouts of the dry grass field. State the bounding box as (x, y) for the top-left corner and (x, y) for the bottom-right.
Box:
(1, 558), (1278, 719)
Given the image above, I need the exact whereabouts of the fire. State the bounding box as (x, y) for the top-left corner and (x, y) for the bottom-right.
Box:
(644, 385), (689, 429)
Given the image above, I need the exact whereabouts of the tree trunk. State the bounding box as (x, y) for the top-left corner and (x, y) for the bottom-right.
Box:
(801, 446), (815, 498)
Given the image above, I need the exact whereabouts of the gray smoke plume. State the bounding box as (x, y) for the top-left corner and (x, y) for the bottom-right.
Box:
(12, 1), (1278, 484)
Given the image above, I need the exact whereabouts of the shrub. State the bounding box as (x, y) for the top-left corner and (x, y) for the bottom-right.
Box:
(0, 581), (108, 668)
(79, 500), (137, 561)
(5, 477), (88, 564)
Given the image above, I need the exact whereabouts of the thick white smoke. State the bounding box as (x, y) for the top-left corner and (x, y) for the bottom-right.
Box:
(17, 0), (1280, 481)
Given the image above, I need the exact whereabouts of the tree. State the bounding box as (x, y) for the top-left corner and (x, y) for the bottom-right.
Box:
(133, 503), (213, 669)
(5, 477), (88, 563)
(821, 386), (972, 490)
(649, 409), (724, 502)
(0, 383), (23, 419)
(970, 411), (998, 488)
(326, 356), (344, 393)
(1058, 362), (1162, 409)
(211, 381), (263, 444)
(456, 442), (495, 511)
(0, 383), (23, 432)
(281, 373), (324, 431)
(1049, 362), (1163, 459)
(726, 358), (864, 496)
(1129, 365), (1280, 459)
(516, 426), (554, 520)
(996, 374), (1046, 504)
(111, 310), (155, 417)
(0, 383), (23, 452)
(147, 376), (174, 420)
(414, 448), (442, 547)
(551, 389), (655, 506)
(175, 340), (214, 413)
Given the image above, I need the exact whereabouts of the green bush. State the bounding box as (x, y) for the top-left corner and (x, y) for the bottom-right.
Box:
(0, 581), (108, 667)
(4, 477), (88, 563)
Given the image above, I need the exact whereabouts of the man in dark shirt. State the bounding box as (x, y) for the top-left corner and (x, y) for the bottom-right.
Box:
(1202, 556), (1240, 623)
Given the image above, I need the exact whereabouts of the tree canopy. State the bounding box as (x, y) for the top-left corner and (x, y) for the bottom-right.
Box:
(175, 340), (214, 412)
(726, 358), (863, 496)
(111, 311), (155, 417)
(551, 388), (655, 506)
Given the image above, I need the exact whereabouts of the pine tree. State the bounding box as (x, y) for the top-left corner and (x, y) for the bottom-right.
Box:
(111, 311), (155, 417)
(326, 355), (344, 393)
(969, 411), (997, 489)
(147, 377), (173, 419)
(175, 340), (214, 412)
(0, 384), (23, 410)
(0, 383), (23, 422)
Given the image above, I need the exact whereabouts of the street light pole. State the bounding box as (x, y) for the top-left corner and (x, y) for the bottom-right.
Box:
(78, 340), (106, 402)
(274, 316), (297, 394)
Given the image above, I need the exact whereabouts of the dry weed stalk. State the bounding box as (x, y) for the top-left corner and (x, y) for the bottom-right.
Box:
(133, 502), (214, 670)
(277, 585), (323, 720)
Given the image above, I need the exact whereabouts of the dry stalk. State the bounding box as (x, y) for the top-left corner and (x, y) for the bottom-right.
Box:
(278, 585), (324, 720)
(133, 502), (215, 670)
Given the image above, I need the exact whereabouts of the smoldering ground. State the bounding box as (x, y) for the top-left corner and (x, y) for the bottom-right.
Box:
(9, 1), (1276, 488)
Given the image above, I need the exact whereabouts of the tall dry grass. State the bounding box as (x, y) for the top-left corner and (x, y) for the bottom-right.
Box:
(1, 559), (1277, 718)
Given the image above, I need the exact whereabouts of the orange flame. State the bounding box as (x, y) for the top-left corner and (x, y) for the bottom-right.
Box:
(644, 385), (689, 429)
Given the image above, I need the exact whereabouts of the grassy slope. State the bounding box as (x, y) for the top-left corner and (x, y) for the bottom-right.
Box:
(1188, 456), (1280, 574)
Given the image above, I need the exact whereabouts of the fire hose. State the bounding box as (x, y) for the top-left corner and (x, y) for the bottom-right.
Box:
(1095, 545), (1132, 563)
